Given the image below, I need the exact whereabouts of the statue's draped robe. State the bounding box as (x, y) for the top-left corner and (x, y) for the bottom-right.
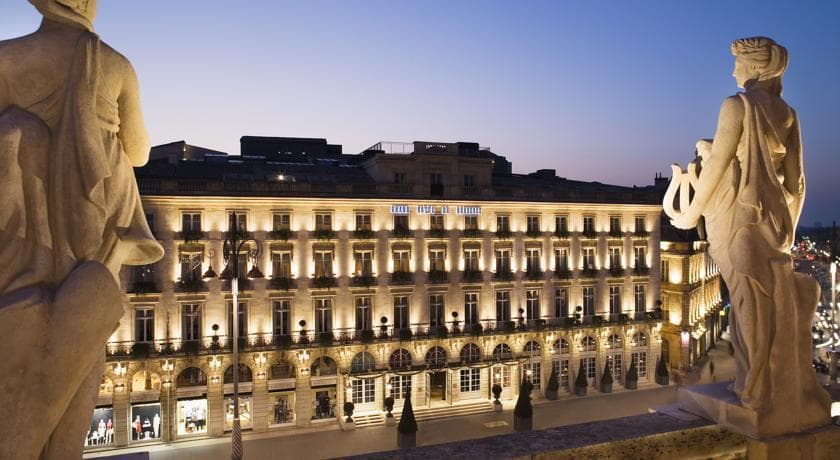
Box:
(702, 89), (829, 424)
(0, 31), (162, 294)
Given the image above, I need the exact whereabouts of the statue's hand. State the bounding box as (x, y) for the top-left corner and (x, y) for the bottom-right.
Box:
(670, 207), (702, 230)
(696, 139), (712, 160)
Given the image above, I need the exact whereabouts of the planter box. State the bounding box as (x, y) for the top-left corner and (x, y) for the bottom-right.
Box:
(625, 380), (638, 390)
(493, 402), (503, 412)
(385, 415), (396, 426)
(600, 382), (613, 393)
(513, 415), (533, 432)
(545, 389), (558, 400)
(574, 385), (587, 397)
(397, 432), (416, 448)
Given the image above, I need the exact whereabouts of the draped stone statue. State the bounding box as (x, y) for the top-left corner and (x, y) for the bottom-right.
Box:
(665, 37), (830, 436)
(0, 1), (163, 457)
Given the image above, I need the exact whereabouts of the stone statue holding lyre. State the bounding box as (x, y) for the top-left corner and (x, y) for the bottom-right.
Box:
(665, 37), (830, 436)
(0, 1), (163, 457)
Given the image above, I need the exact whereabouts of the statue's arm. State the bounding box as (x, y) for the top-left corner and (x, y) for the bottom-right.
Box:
(783, 115), (805, 229)
(117, 60), (151, 167)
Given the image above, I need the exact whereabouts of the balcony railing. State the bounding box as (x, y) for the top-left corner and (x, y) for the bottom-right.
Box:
(129, 280), (159, 295)
(495, 229), (512, 239)
(608, 267), (626, 278)
(176, 279), (208, 293)
(525, 229), (542, 239)
(580, 267), (600, 279)
(580, 230), (599, 239)
(553, 230), (570, 238)
(350, 274), (377, 287)
(525, 269), (544, 280)
(311, 276), (337, 289)
(427, 270), (448, 284)
(269, 277), (296, 291)
(177, 230), (208, 242)
(461, 270), (482, 283)
(222, 277), (252, 292)
(313, 229), (336, 240)
(632, 265), (650, 276)
(268, 229), (295, 241)
(391, 227), (413, 239)
(427, 229), (449, 239)
(351, 229), (376, 240)
(390, 271), (413, 285)
(493, 270), (514, 281)
(608, 229), (624, 238)
(462, 228), (482, 239)
(554, 268), (572, 280)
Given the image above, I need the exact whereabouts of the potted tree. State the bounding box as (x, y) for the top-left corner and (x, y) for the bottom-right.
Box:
(397, 391), (417, 448)
(513, 376), (534, 431)
(517, 308), (527, 331)
(655, 354), (670, 386)
(545, 365), (559, 400)
(574, 361), (588, 396)
(343, 401), (355, 430)
(451, 311), (460, 333)
(379, 316), (389, 338)
(384, 396), (396, 426)
(600, 362), (613, 393)
(625, 361), (638, 390)
(298, 320), (309, 345)
(492, 383), (503, 411)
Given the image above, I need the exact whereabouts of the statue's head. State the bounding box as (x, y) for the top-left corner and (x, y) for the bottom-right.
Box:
(730, 37), (788, 93)
(29, 0), (98, 32)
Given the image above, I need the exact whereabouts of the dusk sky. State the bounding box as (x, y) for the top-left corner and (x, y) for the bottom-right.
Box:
(3, 1), (839, 225)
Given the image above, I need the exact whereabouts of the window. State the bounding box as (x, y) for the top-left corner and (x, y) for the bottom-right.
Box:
(181, 303), (201, 342)
(314, 298), (332, 333)
(526, 215), (540, 234)
(632, 352), (648, 378)
(555, 215), (568, 234)
(525, 362), (541, 389)
(314, 250), (333, 278)
(272, 300), (291, 336)
(552, 359), (570, 389)
(393, 296), (409, 330)
(355, 213), (371, 231)
(526, 248), (541, 272)
(583, 216), (595, 234)
(492, 365), (511, 387)
(609, 247), (622, 269)
(524, 340), (542, 357)
(351, 379), (375, 404)
(393, 249), (410, 273)
(634, 284), (646, 312)
(583, 287), (595, 316)
(464, 248), (480, 272)
(134, 307), (154, 343)
(582, 247), (596, 270)
(608, 334), (623, 349)
(390, 375), (412, 399)
(389, 349), (412, 369)
(181, 212), (201, 233)
(464, 215), (479, 231)
(133, 264), (155, 284)
(608, 354), (623, 383)
(635, 216), (646, 233)
(493, 343), (512, 360)
(555, 248), (569, 271)
(460, 368), (481, 392)
(496, 215), (510, 233)
(272, 252), (292, 278)
(661, 260), (670, 282)
(272, 212), (290, 231)
(526, 290), (540, 320)
(429, 214), (445, 231)
(460, 343), (481, 363)
(609, 286), (621, 315)
(354, 250), (373, 276)
(351, 352), (376, 373)
(633, 332), (648, 347)
(393, 215), (409, 232)
(555, 288), (569, 317)
(227, 211), (247, 232)
(582, 356), (596, 381)
(553, 338), (570, 354)
(609, 216), (621, 234)
(425, 346), (447, 367)
(495, 291), (511, 322)
(463, 175), (475, 187)
(429, 294), (444, 327)
(429, 248), (446, 272)
(179, 253), (202, 282)
(495, 248), (511, 273)
(394, 172), (406, 184)
(580, 336), (597, 352)
(430, 173), (443, 185)
(464, 293), (478, 325)
(634, 246), (647, 268)
(315, 213), (332, 231)
(226, 301), (248, 338)
(355, 297), (372, 331)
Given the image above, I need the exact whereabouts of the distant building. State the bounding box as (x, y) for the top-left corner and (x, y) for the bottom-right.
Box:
(90, 136), (666, 449)
(659, 215), (727, 374)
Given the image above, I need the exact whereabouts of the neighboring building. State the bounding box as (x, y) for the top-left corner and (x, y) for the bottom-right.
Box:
(659, 215), (727, 375)
(88, 137), (665, 450)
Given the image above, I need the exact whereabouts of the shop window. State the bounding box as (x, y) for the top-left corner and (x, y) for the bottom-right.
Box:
(224, 395), (252, 430)
(312, 389), (336, 420)
(270, 393), (295, 425)
(130, 403), (161, 442)
(176, 399), (207, 436)
(84, 407), (114, 448)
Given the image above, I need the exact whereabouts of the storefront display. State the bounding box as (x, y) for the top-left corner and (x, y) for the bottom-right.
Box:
(130, 403), (162, 442)
(84, 407), (114, 448)
(176, 398), (208, 436)
(312, 388), (336, 420)
(269, 393), (295, 425)
(224, 394), (253, 430)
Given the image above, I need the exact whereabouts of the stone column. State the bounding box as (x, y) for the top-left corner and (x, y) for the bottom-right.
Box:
(113, 388), (129, 447)
(252, 376), (268, 432)
(207, 380), (223, 437)
(295, 371), (312, 427)
(160, 386), (173, 442)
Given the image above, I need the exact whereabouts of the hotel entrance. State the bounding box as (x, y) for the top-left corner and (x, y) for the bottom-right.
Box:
(428, 371), (446, 401)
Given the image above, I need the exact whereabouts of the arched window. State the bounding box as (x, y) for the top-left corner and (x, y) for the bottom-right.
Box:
(389, 349), (413, 369)
(310, 356), (337, 376)
(460, 343), (481, 363)
(493, 343), (512, 360)
(224, 364), (253, 384)
(607, 334), (622, 349)
(176, 367), (207, 388)
(99, 376), (114, 394)
(130, 370), (161, 392)
(580, 336), (596, 352)
(351, 352), (377, 373)
(552, 338), (570, 354)
(524, 340), (542, 357)
(270, 361), (296, 380)
(633, 332), (648, 347)
(425, 346), (447, 367)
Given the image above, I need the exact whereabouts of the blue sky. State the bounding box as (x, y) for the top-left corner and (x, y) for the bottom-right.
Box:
(3, 1), (839, 225)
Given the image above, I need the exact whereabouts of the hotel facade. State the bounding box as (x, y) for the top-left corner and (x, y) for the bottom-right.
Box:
(86, 137), (665, 449)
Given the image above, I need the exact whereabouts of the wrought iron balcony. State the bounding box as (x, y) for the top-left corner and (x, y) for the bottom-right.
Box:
(461, 269), (482, 283)
(269, 276), (296, 291)
(427, 270), (448, 284)
(390, 271), (413, 285)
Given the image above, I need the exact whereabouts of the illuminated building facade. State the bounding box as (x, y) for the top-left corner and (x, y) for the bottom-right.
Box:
(659, 216), (727, 374)
(89, 137), (665, 449)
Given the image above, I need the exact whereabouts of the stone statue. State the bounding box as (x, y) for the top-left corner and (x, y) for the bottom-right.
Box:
(0, 0), (163, 457)
(665, 37), (830, 435)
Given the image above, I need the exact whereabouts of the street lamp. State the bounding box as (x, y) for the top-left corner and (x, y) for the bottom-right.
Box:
(205, 211), (262, 460)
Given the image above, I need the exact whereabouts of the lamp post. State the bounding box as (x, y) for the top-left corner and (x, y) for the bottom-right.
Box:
(207, 212), (262, 460)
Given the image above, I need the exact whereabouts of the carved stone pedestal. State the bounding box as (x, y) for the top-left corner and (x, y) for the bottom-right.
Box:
(678, 382), (830, 439)
(744, 425), (840, 460)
